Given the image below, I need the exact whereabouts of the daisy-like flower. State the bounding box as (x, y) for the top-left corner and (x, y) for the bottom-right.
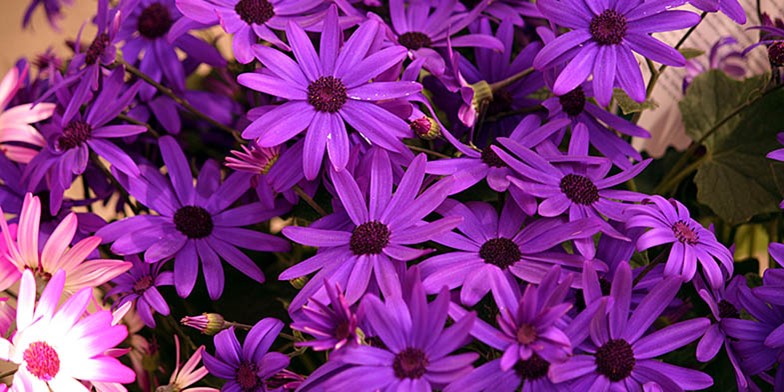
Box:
(238, 5), (421, 180)
(690, 0), (746, 24)
(534, 0), (701, 105)
(0, 193), (131, 293)
(625, 195), (734, 289)
(549, 262), (713, 390)
(158, 335), (217, 392)
(0, 269), (135, 391)
(175, 0), (329, 63)
(96, 136), (291, 299)
(202, 318), (291, 392)
(0, 65), (55, 164)
(106, 256), (174, 328)
(280, 151), (458, 308)
(291, 281), (360, 352)
(319, 280), (478, 391)
(420, 199), (605, 306)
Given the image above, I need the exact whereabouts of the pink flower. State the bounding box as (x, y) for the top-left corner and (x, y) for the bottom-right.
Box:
(0, 65), (55, 164)
(158, 335), (218, 392)
(0, 269), (135, 390)
(0, 193), (131, 293)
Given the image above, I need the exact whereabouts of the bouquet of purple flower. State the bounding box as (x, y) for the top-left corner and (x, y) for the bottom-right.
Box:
(3, 0), (784, 390)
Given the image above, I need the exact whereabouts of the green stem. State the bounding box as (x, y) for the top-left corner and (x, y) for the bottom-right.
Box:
(634, 249), (669, 286)
(225, 321), (254, 330)
(90, 154), (141, 215)
(488, 67), (534, 92)
(407, 144), (451, 159)
(294, 185), (327, 217)
(117, 113), (160, 138)
(652, 156), (704, 195)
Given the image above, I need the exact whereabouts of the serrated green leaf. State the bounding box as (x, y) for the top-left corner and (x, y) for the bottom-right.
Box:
(679, 47), (704, 60)
(680, 70), (784, 224)
(612, 88), (658, 114)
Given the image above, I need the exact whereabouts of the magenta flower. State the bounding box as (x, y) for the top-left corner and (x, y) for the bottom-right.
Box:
(534, 0), (701, 105)
(0, 269), (135, 390)
(238, 5), (421, 179)
(291, 281), (360, 352)
(0, 65), (55, 164)
(158, 336), (217, 392)
(96, 136), (290, 299)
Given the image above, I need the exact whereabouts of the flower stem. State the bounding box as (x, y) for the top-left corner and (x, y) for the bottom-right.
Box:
(225, 321), (254, 330)
(407, 144), (451, 159)
(488, 67), (535, 92)
(112, 59), (242, 141)
(294, 185), (327, 217)
(633, 249), (669, 286)
(117, 113), (160, 138)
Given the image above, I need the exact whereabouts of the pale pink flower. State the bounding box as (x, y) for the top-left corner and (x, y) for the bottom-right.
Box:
(0, 65), (55, 164)
(0, 269), (135, 391)
(0, 193), (131, 293)
(157, 335), (218, 392)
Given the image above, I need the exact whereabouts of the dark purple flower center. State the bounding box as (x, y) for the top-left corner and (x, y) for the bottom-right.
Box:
(560, 173), (599, 205)
(57, 120), (92, 151)
(595, 339), (635, 381)
(237, 361), (261, 390)
(174, 206), (214, 239)
(398, 32), (432, 50)
(481, 146), (507, 168)
(769, 42), (784, 66)
(235, 0), (275, 26)
(138, 3), (173, 39)
(24, 341), (60, 381)
(133, 275), (154, 294)
(350, 221), (390, 255)
(307, 76), (347, 113)
(393, 347), (429, 379)
(334, 320), (352, 341)
(671, 220), (699, 245)
(516, 323), (538, 344)
(589, 9), (627, 45)
(479, 238), (521, 269)
(487, 88), (514, 116)
(559, 87), (586, 117)
(514, 353), (549, 381)
(85, 33), (110, 65)
(718, 299), (740, 319)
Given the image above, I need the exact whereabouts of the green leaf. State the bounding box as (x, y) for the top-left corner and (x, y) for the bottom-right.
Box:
(679, 47), (704, 60)
(680, 70), (784, 224)
(613, 88), (658, 114)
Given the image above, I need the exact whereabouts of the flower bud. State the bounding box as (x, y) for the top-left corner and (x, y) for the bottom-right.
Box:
(410, 116), (441, 140)
(181, 313), (227, 335)
(769, 42), (784, 67)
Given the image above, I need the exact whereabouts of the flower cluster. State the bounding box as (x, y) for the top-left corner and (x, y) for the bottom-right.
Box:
(1, 0), (783, 390)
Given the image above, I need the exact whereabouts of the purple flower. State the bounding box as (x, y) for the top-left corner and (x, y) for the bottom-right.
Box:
(534, 0), (701, 105)
(107, 256), (174, 328)
(318, 279), (478, 391)
(690, 0), (746, 24)
(23, 0), (72, 30)
(625, 195), (733, 288)
(280, 151), (458, 309)
(419, 199), (605, 305)
(175, 0), (329, 63)
(683, 36), (746, 92)
(96, 136), (291, 299)
(291, 280), (359, 352)
(550, 262), (713, 390)
(238, 6), (420, 180)
(25, 68), (146, 214)
(203, 318), (291, 392)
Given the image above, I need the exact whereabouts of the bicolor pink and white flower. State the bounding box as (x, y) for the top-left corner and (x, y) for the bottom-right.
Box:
(157, 335), (218, 392)
(0, 66), (55, 164)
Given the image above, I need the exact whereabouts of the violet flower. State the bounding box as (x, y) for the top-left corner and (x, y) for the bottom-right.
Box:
(96, 136), (291, 299)
(23, 0), (73, 30)
(238, 5), (420, 180)
(107, 256), (174, 328)
(690, 0), (746, 24)
(291, 281), (360, 352)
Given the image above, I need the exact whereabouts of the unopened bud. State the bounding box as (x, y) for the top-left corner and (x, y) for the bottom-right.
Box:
(470, 80), (493, 111)
(290, 276), (308, 289)
(181, 313), (227, 335)
(410, 116), (441, 140)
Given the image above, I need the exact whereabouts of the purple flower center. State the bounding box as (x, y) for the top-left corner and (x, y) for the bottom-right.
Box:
(334, 320), (351, 341)
(57, 120), (92, 150)
(133, 275), (154, 294)
(235, 0), (275, 26)
(398, 32), (432, 50)
(23, 341), (60, 381)
(769, 42), (784, 66)
(138, 3), (173, 39)
(479, 238), (521, 269)
(487, 88), (514, 116)
(671, 220), (699, 245)
(236, 361), (261, 390)
(560, 174), (599, 205)
(350, 221), (390, 255)
(514, 353), (549, 381)
(307, 76), (347, 113)
(393, 347), (429, 379)
(718, 299), (739, 319)
(516, 323), (538, 344)
(589, 9), (627, 46)
(481, 147), (507, 168)
(595, 338), (635, 381)
(559, 87), (586, 117)
(174, 206), (214, 239)
(85, 33), (110, 65)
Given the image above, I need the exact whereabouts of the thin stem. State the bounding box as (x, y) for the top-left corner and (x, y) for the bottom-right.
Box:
(407, 144), (451, 159)
(652, 156), (704, 195)
(634, 249), (669, 286)
(112, 59), (242, 141)
(294, 185), (327, 217)
(117, 113), (160, 138)
(225, 321), (254, 330)
(90, 154), (141, 215)
(489, 67), (534, 92)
